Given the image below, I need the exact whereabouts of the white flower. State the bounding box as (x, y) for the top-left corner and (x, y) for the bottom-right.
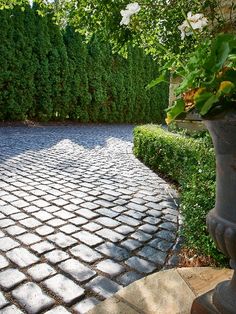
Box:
(178, 12), (208, 39)
(120, 2), (141, 26)
(126, 2), (141, 14)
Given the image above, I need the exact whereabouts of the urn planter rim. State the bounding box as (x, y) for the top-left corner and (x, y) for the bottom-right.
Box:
(203, 109), (236, 122)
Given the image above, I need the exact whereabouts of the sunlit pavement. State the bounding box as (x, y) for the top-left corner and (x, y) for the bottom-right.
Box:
(0, 125), (179, 313)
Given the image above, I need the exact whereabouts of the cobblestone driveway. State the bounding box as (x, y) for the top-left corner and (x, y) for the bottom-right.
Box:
(0, 125), (179, 314)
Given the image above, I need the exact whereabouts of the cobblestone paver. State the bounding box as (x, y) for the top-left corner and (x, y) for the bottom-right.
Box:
(0, 125), (180, 313)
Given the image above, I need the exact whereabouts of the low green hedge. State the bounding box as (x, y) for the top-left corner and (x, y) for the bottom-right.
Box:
(133, 124), (226, 264)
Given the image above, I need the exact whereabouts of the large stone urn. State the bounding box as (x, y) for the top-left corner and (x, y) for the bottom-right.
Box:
(191, 110), (236, 313)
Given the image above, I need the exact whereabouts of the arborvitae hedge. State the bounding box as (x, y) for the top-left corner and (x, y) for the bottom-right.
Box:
(0, 5), (168, 123)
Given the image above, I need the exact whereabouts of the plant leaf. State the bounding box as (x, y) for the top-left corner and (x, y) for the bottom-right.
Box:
(146, 73), (168, 89)
(165, 99), (185, 124)
(217, 81), (235, 96)
(194, 90), (219, 116)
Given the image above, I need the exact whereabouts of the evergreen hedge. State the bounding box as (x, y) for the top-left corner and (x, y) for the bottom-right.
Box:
(133, 125), (226, 264)
(0, 5), (168, 123)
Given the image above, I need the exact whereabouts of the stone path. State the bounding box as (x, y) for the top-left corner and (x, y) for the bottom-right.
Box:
(0, 125), (179, 314)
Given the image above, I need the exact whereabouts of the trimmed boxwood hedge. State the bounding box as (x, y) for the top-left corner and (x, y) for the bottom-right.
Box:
(133, 124), (226, 264)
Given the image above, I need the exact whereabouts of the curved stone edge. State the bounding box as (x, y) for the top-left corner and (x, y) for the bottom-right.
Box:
(88, 267), (233, 314)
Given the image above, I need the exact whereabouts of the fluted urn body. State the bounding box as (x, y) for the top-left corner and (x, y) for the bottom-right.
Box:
(204, 111), (236, 313)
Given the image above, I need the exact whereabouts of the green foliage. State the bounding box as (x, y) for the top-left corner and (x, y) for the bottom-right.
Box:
(165, 33), (236, 124)
(0, 6), (168, 123)
(133, 124), (227, 264)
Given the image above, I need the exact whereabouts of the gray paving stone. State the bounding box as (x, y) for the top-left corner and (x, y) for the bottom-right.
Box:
(146, 202), (164, 210)
(24, 205), (40, 213)
(70, 244), (102, 263)
(17, 233), (42, 245)
(73, 230), (103, 246)
(5, 225), (26, 236)
(51, 199), (69, 206)
(73, 297), (100, 314)
(0, 255), (9, 269)
(11, 213), (28, 220)
(47, 232), (77, 248)
(44, 274), (84, 304)
(32, 199), (51, 208)
(138, 246), (167, 265)
(156, 230), (176, 242)
(163, 214), (178, 223)
(59, 224), (79, 234)
(20, 217), (42, 228)
(96, 228), (125, 243)
(131, 230), (152, 242)
(143, 216), (161, 225)
(12, 282), (54, 313)
(116, 215), (140, 227)
(76, 208), (99, 219)
(70, 217), (88, 226)
(138, 224), (158, 234)
(27, 263), (56, 281)
(96, 259), (125, 276)
(85, 276), (122, 298)
(125, 256), (156, 274)
(125, 203), (147, 212)
(45, 306), (70, 314)
(0, 291), (9, 309)
(44, 249), (70, 264)
(95, 217), (120, 228)
(113, 199), (128, 206)
(63, 204), (78, 211)
(45, 205), (61, 213)
(95, 207), (119, 218)
(0, 205), (19, 215)
(0, 219), (15, 228)
(147, 209), (162, 218)
(31, 240), (55, 254)
(131, 197), (146, 205)
(11, 200), (29, 209)
(159, 221), (177, 232)
(6, 247), (39, 267)
(59, 258), (96, 282)
(124, 209), (145, 220)
(118, 271), (143, 286)
(96, 242), (129, 261)
(94, 199), (114, 208)
(83, 222), (102, 232)
(35, 225), (54, 236)
(54, 210), (75, 219)
(0, 237), (20, 251)
(1, 305), (24, 314)
(99, 194), (116, 202)
(0, 268), (26, 290)
(47, 218), (65, 227)
(112, 205), (126, 213)
(114, 225), (134, 235)
(149, 238), (173, 252)
(82, 202), (100, 210)
(121, 239), (142, 251)
(32, 211), (54, 222)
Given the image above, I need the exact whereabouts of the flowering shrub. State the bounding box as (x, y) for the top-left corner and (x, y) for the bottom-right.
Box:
(178, 12), (208, 40)
(120, 2), (141, 26)
(117, 2), (235, 122)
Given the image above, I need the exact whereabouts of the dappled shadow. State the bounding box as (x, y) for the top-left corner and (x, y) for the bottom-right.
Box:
(0, 124), (134, 164)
